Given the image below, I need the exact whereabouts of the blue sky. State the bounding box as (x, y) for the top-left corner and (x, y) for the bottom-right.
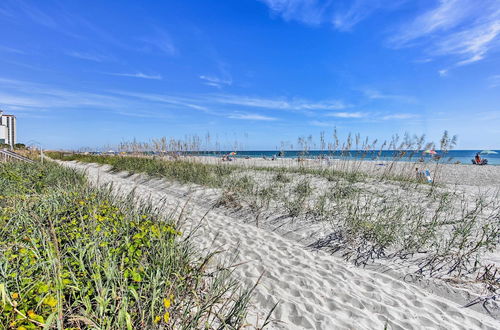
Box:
(0, 0), (499, 150)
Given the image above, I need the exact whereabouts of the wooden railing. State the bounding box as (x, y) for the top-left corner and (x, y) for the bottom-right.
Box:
(0, 149), (35, 163)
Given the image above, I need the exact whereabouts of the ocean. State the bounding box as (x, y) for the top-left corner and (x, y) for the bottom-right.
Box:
(196, 150), (500, 165)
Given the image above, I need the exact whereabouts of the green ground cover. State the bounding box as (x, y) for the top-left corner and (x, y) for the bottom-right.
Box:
(0, 161), (254, 329)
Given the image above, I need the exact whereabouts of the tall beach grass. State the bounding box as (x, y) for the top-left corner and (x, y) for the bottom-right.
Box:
(0, 161), (258, 329)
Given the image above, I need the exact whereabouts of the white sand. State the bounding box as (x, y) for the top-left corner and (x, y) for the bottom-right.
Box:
(187, 156), (500, 189)
(60, 160), (500, 330)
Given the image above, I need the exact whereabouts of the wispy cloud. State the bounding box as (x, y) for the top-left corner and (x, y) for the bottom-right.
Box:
(66, 51), (111, 62)
(489, 75), (500, 88)
(0, 45), (25, 54)
(15, 0), (57, 28)
(362, 88), (416, 103)
(381, 113), (419, 120)
(390, 0), (500, 66)
(309, 120), (338, 127)
(259, 0), (404, 30)
(211, 94), (347, 111)
(228, 113), (277, 121)
(111, 91), (345, 114)
(0, 77), (198, 120)
(107, 90), (210, 112)
(0, 77), (371, 124)
(258, 0), (329, 25)
(333, 0), (406, 31)
(439, 17), (500, 66)
(391, 0), (471, 45)
(139, 27), (177, 56)
(474, 110), (500, 121)
(106, 72), (163, 80)
(326, 111), (365, 118)
(199, 75), (232, 88)
(438, 69), (448, 77)
(0, 78), (122, 110)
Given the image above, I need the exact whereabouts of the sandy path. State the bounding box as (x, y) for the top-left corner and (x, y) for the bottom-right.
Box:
(62, 161), (500, 330)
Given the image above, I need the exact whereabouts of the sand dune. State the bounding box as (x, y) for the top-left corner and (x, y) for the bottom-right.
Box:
(61, 161), (500, 329)
(189, 156), (500, 189)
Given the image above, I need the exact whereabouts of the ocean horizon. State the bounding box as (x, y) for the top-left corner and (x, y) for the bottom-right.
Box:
(190, 149), (500, 165)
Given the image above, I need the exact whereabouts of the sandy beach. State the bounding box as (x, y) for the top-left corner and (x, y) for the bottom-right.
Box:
(187, 155), (500, 188)
(59, 158), (500, 329)
(5, 1), (500, 328)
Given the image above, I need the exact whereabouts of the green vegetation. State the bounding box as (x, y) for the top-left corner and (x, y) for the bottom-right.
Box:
(0, 161), (255, 329)
(47, 153), (236, 188)
(47, 135), (500, 290)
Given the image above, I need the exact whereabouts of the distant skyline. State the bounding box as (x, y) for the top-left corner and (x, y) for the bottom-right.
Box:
(0, 0), (499, 149)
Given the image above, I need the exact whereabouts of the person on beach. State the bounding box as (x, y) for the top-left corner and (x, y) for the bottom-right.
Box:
(415, 167), (423, 181)
(475, 153), (481, 164)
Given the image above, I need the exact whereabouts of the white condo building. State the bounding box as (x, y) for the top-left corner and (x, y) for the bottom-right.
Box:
(0, 111), (16, 147)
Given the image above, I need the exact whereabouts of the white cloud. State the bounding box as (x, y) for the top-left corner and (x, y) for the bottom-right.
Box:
(309, 120), (338, 127)
(107, 90), (211, 112)
(0, 77), (354, 123)
(258, 0), (327, 25)
(139, 27), (177, 56)
(259, 0), (404, 30)
(439, 19), (500, 65)
(390, 0), (500, 66)
(107, 72), (162, 80)
(212, 94), (347, 111)
(391, 0), (471, 44)
(0, 77), (207, 122)
(66, 51), (111, 62)
(199, 75), (232, 88)
(438, 69), (448, 77)
(110, 90), (348, 115)
(326, 111), (365, 118)
(381, 113), (419, 120)
(333, 0), (404, 31)
(228, 113), (277, 121)
(362, 89), (416, 103)
(0, 78), (122, 110)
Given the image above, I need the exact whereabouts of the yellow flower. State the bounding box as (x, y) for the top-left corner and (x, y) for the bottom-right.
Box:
(154, 315), (161, 323)
(43, 296), (58, 307)
(163, 298), (171, 309)
(163, 311), (170, 323)
(27, 310), (36, 319)
(17, 326), (27, 330)
(11, 292), (19, 299)
(78, 200), (85, 205)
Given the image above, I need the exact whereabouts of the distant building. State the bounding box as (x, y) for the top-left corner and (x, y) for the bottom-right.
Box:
(0, 110), (16, 147)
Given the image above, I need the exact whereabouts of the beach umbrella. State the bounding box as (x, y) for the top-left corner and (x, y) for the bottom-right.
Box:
(423, 150), (437, 155)
(480, 150), (498, 155)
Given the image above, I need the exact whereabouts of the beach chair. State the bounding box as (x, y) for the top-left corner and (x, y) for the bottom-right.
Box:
(424, 170), (432, 183)
(416, 168), (432, 183)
